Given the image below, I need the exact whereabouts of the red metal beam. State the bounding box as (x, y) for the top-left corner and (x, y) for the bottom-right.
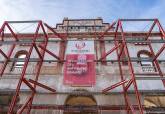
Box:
(141, 19), (165, 87)
(28, 79), (56, 93)
(16, 104), (146, 111)
(152, 20), (165, 61)
(0, 32), (162, 39)
(153, 43), (165, 61)
(0, 49), (8, 59)
(118, 20), (144, 114)
(129, 105), (136, 114)
(125, 79), (133, 91)
(17, 96), (32, 114)
(146, 30), (165, 87)
(98, 22), (116, 64)
(8, 44), (34, 114)
(114, 21), (132, 114)
(102, 80), (128, 93)
(120, 19), (156, 21)
(0, 21), (20, 77)
(118, 44), (125, 58)
(38, 45), (61, 61)
(0, 22), (6, 34)
(8, 22), (42, 114)
(4, 22), (19, 41)
(0, 44), (15, 76)
(98, 21), (116, 39)
(44, 23), (65, 40)
(33, 43), (43, 59)
(22, 78), (36, 92)
(40, 22), (49, 40)
(145, 20), (157, 40)
(4, 104), (163, 111)
(93, 20), (98, 63)
(26, 21), (50, 114)
(99, 40), (106, 64)
(0, 29), (4, 41)
(156, 19), (165, 37)
(6, 20), (42, 23)
(146, 44), (165, 87)
(99, 44), (121, 61)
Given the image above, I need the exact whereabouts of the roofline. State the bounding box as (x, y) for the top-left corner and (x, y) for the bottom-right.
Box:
(54, 17), (110, 29)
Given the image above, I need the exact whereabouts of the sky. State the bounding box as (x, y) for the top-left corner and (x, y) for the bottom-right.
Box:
(0, 0), (165, 28)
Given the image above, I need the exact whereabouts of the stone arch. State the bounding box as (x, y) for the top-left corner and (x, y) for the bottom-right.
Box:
(137, 50), (155, 72)
(64, 89), (98, 114)
(137, 50), (153, 66)
(10, 50), (28, 71)
(137, 50), (153, 58)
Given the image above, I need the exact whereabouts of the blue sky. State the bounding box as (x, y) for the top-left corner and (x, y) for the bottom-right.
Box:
(0, 0), (165, 28)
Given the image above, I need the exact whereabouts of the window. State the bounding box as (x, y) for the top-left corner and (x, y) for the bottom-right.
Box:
(134, 37), (148, 45)
(137, 50), (155, 72)
(11, 50), (28, 71)
(15, 53), (26, 68)
(95, 26), (102, 31)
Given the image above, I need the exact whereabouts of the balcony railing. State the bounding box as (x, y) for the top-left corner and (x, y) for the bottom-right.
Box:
(142, 66), (155, 73)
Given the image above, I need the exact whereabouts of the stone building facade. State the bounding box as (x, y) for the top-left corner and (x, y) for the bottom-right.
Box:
(0, 18), (165, 114)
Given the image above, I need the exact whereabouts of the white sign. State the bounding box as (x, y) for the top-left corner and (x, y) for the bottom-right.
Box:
(66, 41), (94, 54)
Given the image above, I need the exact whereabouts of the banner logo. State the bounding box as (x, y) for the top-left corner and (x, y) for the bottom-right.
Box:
(75, 41), (86, 50)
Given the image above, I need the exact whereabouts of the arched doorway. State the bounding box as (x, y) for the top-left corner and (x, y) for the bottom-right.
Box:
(64, 90), (98, 114)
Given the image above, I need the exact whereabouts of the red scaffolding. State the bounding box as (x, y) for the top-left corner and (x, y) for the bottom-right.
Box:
(0, 19), (164, 114)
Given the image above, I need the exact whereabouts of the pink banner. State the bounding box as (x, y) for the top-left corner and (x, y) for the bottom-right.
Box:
(64, 41), (95, 86)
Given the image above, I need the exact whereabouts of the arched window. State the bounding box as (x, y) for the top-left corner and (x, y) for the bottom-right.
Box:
(137, 50), (155, 72)
(64, 89), (98, 114)
(15, 53), (26, 68)
(11, 50), (28, 71)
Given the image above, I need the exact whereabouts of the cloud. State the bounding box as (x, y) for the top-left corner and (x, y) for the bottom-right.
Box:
(0, 0), (164, 29)
(139, 0), (165, 28)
